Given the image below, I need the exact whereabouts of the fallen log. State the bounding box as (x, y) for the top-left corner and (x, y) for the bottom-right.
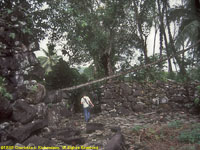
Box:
(61, 40), (200, 91)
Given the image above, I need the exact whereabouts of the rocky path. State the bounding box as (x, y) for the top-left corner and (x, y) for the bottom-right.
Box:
(56, 108), (200, 150)
(1, 81), (199, 150)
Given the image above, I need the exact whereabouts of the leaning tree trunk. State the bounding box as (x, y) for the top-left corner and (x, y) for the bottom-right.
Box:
(61, 40), (200, 92)
(165, 4), (188, 80)
(167, 21), (188, 79)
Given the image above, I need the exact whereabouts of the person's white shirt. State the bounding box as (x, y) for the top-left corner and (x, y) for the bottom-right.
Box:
(81, 96), (91, 108)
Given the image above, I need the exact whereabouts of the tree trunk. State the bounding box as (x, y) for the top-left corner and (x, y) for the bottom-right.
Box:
(143, 36), (149, 64)
(133, 1), (149, 64)
(157, 0), (164, 59)
(161, 15), (172, 73)
(159, 26), (163, 58)
(163, 30), (173, 73)
(93, 60), (99, 79)
(182, 44), (185, 66)
(165, 6), (188, 80)
(104, 28), (114, 76)
(167, 23), (187, 79)
(101, 51), (114, 76)
(173, 58), (178, 73)
(153, 28), (158, 56)
(107, 55), (114, 75)
(157, 0), (172, 72)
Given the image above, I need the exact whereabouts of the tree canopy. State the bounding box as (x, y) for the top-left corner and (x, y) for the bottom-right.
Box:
(1, 0), (200, 85)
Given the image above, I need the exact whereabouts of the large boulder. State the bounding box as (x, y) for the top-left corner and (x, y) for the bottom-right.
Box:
(45, 90), (70, 104)
(23, 135), (55, 146)
(0, 97), (12, 121)
(0, 122), (12, 142)
(9, 119), (47, 142)
(0, 53), (40, 87)
(104, 89), (115, 99)
(11, 99), (37, 124)
(0, 140), (14, 146)
(118, 106), (131, 115)
(44, 90), (62, 104)
(119, 83), (132, 96)
(33, 103), (48, 119)
(86, 123), (104, 134)
(59, 137), (85, 145)
(132, 90), (144, 97)
(44, 128), (81, 139)
(26, 82), (46, 104)
(104, 132), (127, 150)
(47, 104), (71, 127)
(131, 102), (147, 112)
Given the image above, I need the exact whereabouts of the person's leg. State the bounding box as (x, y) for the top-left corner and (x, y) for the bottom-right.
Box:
(87, 108), (90, 121)
(83, 108), (88, 122)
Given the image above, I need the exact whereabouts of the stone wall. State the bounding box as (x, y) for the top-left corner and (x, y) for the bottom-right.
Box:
(0, 83), (75, 146)
(100, 80), (200, 116)
(0, 79), (199, 148)
(0, 7), (42, 88)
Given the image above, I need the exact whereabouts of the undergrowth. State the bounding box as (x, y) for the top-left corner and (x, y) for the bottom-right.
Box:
(131, 120), (200, 150)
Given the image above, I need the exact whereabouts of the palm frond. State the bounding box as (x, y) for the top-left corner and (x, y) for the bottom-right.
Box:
(41, 48), (49, 57)
(168, 7), (194, 22)
(175, 20), (200, 48)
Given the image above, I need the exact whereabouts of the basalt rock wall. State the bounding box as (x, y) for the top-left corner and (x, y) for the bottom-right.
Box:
(0, 8), (75, 147)
(100, 80), (200, 116)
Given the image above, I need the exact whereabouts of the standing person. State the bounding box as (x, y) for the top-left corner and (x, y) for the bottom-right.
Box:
(81, 94), (94, 122)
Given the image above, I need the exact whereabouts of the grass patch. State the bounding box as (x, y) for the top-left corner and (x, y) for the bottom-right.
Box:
(178, 123), (200, 144)
(132, 125), (146, 133)
(130, 121), (200, 150)
(168, 120), (183, 129)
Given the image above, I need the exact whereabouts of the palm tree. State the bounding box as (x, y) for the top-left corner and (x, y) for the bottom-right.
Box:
(170, 0), (200, 48)
(169, 0), (200, 75)
(38, 44), (60, 74)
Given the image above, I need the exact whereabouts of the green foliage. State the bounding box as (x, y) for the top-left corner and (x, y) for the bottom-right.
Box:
(7, 9), (13, 14)
(132, 125), (146, 133)
(188, 67), (200, 81)
(194, 98), (200, 106)
(178, 123), (200, 144)
(83, 65), (95, 80)
(45, 58), (88, 90)
(22, 28), (33, 35)
(0, 0), (48, 47)
(45, 0), (155, 76)
(47, 103), (53, 108)
(171, 1), (200, 78)
(134, 54), (168, 82)
(193, 85), (200, 107)
(0, 77), (12, 100)
(168, 120), (183, 129)
(30, 84), (38, 93)
(9, 33), (16, 39)
(1, 0), (199, 84)
(38, 44), (60, 74)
